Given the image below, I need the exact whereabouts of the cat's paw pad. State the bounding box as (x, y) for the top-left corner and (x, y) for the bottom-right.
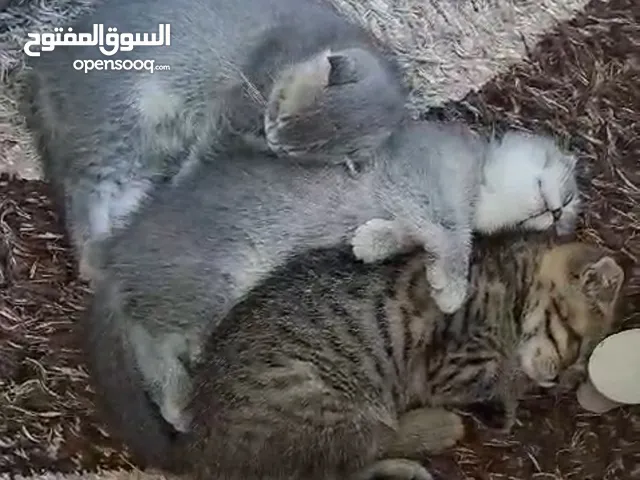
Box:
(427, 266), (468, 314)
(359, 459), (433, 480)
(352, 219), (402, 263)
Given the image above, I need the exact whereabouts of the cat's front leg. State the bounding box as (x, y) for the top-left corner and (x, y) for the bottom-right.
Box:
(351, 218), (418, 263)
(421, 224), (471, 314)
(352, 218), (470, 313)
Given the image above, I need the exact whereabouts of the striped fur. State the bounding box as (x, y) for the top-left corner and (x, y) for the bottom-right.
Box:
(187, 232), (624, 480)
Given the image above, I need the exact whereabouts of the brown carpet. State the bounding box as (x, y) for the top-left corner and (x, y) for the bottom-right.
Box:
(0, 0), (639, 478)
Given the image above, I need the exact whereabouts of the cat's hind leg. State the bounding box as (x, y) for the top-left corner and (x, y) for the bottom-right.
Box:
(83, 281), (186, 472)
(352, 408), (465, 480)
(66, 176), (151, 282)
(131, 325), (194, 433)
(384, 407), (465, 458)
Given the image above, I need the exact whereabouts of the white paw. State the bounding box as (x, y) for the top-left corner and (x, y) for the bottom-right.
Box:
(161, 398), (192, 433)
(351, 219), (402, 263)
(78, 249), (101, 284)
(426, 262), (448, 291)
(427, 265), (468, 314)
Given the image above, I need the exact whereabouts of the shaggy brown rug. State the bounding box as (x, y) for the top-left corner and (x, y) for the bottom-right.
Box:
(1, 0), (639, 478)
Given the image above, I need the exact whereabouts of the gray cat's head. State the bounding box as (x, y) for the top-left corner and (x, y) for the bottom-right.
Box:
(264, 48), (406, 162)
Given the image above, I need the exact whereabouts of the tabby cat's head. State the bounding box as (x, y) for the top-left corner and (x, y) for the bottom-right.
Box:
(518, 244), (625, 388)
(264, 48), (405, 162)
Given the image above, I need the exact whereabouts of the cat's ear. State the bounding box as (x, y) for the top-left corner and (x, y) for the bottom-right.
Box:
(578, 256), (624, 315)
(326, 53), (361, 86)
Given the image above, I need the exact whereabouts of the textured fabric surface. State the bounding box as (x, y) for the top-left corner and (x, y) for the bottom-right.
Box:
(2, 0), (639, 479)
(329, 0), (594, 109)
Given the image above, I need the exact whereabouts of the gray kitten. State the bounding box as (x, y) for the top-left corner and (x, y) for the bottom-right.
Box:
(22, 0), (406, 280)
(186, 233), (624, 480)
(84, 120), (578, 470)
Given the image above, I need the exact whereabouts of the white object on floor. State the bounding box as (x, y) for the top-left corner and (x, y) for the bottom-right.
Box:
(579, 328), (640, 411)
(576, 378), (622, 413)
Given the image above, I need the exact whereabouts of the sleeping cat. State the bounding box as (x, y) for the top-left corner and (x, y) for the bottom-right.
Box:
(351, 130), (580, 268)
(21, 0), (406, 280)
(83, 120), (579, 470)
(186, 232), (625, 480)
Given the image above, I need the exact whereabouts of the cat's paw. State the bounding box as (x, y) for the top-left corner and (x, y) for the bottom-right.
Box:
(393, 408), (465, 454)
(160, 396), (192, 433)
(426, 263), (468, 314)
(78, 253), (97, 283)
(352, 219), (406, 263)
(78, 247), (103, 285)
(355, 459), (433, 480)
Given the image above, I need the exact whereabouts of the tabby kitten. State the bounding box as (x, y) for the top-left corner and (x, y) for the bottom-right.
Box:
(187, 232), (624, 480)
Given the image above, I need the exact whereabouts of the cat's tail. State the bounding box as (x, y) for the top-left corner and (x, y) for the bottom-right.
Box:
(80, 279), (186, 473)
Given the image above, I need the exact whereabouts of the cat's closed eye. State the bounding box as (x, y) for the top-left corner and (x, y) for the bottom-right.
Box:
(562, 190), (575, 207)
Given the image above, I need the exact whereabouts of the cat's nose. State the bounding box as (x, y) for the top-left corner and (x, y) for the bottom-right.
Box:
(551, 208), (563, 221)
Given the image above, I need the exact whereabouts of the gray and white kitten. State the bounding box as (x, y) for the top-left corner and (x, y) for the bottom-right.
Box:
(21, 0), (406, 279)
(84, 120), (579, 471)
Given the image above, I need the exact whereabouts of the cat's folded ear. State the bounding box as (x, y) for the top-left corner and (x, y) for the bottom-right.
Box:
(298, 49), (368, 87)
(578, 255), (625, 316)
(327, 53), (361, 86)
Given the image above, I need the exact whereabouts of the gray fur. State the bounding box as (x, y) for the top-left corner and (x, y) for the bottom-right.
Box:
(84, 119), (578, 470)
(263, 47), (404, 162)
(21, 0), (406, 279)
